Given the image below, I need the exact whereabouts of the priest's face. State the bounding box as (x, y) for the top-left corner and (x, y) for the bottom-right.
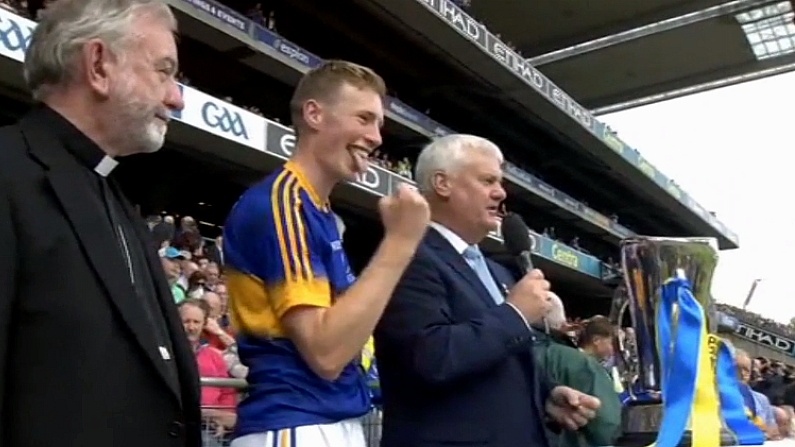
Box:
(107, 13), (183, 155)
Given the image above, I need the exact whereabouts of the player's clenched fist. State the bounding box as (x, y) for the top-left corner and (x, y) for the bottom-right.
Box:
(378, 183), (430, 243)
(506, 269), (551, 323)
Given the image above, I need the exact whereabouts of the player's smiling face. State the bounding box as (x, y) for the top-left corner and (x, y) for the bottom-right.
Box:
(318, 83), (384, 182)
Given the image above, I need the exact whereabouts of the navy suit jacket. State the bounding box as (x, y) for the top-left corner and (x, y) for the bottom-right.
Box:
(374, 228), (553, 447)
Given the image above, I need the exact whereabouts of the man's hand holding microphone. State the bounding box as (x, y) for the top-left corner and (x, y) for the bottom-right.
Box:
(507, 268), (552, 324)
(500, 212), (552, 324)
(499, 212), (601, 429)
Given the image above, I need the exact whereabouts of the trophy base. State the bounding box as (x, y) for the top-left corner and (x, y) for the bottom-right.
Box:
(615, 402), (737, 447)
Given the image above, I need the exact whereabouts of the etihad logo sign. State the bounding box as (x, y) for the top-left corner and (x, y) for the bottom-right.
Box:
(263, 121), (390, 197)
(735, 323), (795, 356)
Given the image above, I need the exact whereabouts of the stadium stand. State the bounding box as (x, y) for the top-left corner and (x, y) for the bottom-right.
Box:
(2, 0), (794, 445)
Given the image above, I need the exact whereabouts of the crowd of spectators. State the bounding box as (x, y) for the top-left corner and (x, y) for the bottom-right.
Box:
(747, 354), (795, 438)
(122, 210), (795, 444)
(147, 215), (245, 446)
(2, 0), (639, 272)
(246, 2), (275, 32)
(4, 1), (792, 447)
(718, 303), (795, 340)
(542, 305), (795, 442)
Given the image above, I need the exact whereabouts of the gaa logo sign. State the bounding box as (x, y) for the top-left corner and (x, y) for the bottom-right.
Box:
(201, 102), (248, 139)
(0, 11), (34, 59)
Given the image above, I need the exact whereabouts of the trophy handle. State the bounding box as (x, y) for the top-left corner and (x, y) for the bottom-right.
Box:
(610, 286), (639, 398)
(615, 300), (631, 362)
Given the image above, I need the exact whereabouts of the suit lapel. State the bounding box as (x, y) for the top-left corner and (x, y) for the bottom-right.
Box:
(426, 229), (497, 308)
(112, 179), (199, 404)
(20, 115), (183, 404)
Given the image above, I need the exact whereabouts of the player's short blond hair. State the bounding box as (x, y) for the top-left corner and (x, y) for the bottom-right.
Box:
(289, 60), (386, 132)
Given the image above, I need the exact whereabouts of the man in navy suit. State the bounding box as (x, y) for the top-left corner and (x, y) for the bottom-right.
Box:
(374, 134), (601, 447)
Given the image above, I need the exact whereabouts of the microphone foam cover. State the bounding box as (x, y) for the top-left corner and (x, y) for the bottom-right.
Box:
(500, 212), (532, 256)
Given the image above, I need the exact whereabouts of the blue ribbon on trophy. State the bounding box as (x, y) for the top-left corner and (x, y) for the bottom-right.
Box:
(652, 276), (764, 447)
(613, 237), (765, 447)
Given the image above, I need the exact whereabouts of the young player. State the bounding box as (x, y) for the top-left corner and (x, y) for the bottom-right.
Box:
(224, 60), (430, 447)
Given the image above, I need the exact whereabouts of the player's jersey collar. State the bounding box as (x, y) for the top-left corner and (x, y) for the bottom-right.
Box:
(284, 160), (330, 211)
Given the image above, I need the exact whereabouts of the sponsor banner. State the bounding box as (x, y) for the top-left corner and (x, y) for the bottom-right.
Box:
(384, 97), (454, 137)
(504, 163), (634, 238)
(0, 5), (736, 246)
(0, 8), (33, 63)
(176, 0), (451, 141)
(414, 0), (737, 244)
(384, 97), (425, 129)
(179, 87), (266, 150)
(264, 120), (390, 196)
(487, 216), (599, 277)
(179, 0), (249, 34)
(0, 7), (607, 278)
(431, 125), (453, 137)
(254, 25), (321, 69)
(351, 165), (391, 197)
(251, 24), (453, 140)
(582, 207), (614, 232)
(180, 0), (631, 242)
(717, 312), (739, 331)
(599, 123), (626, 156)
(535, 238), (602, 277)
(263, 119), (295, 158)
(600, 124), (736, 244)
(735, 323), (795, 356)
(415, 0), (595, 133)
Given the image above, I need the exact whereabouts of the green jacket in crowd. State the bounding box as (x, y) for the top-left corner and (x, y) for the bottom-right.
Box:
(533, 329), (623, 447)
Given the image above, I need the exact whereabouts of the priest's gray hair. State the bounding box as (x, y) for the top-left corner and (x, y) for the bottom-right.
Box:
(24, 0), (176, 101)
(414, 134), (503, 194)
(546, 292), (566, 330)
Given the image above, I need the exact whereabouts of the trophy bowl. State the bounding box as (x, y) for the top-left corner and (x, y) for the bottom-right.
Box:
(610, 236), (737, 447)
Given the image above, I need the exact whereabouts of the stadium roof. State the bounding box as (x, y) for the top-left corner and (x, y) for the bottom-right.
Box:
(352, 0), (739, 249)
(472, 0), (795, 113)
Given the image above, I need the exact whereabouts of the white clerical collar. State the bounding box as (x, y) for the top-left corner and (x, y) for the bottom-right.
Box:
(94, 155), (119, 177)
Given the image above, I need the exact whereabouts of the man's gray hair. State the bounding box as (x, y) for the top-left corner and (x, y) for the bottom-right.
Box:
(334, 212), (346, 239)
(546, 292), (567, 330)
(414, 134), (503, 193)
(24, 0), (176, 101)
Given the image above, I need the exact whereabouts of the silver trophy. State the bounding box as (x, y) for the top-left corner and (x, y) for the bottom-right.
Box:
(611, 236), (736, 447)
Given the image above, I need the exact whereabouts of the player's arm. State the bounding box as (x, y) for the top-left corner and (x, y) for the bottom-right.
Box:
(282, 233), (415, 381)
(257, 182), (420, 381)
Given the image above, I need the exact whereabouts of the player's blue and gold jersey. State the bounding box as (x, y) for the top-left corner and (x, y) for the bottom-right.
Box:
(223, 161), (370, 436)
